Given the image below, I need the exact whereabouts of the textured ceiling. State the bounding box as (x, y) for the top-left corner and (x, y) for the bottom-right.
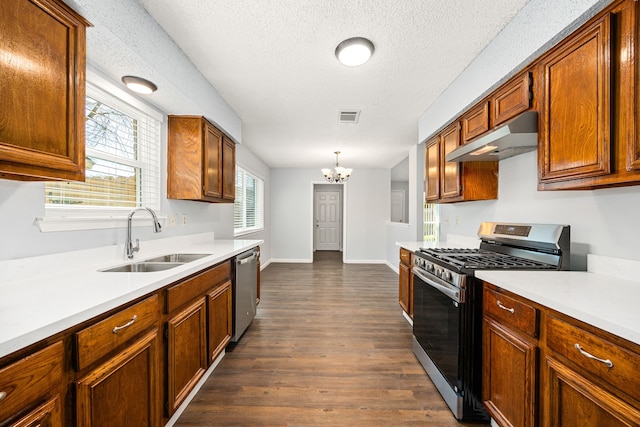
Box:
(139, 0), (530, 169)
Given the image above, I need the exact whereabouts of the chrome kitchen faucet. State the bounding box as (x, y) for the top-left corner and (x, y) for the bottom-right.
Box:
(126, 207), (162, 259)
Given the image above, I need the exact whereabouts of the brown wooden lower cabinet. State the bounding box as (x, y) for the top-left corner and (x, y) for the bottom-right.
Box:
(544, 356), (640, 426)
(483, 282), (640, 427)
(483, 317), (538, 427)
(398, 248), (413, 317)
(166, 298), (208, 415)
(10, 396), (62, 427)
(208, 281), (232, 363)
(0, 254), (245, 426)
(76, 330), (160, 427)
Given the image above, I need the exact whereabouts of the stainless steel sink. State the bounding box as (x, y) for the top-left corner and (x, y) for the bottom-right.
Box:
(100, 262), (184, 273)
(99, 253), (211, 272)
(143, 253), (210, 263)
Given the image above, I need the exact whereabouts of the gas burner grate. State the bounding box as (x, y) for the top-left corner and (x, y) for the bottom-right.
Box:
(418, 248), (555, 269)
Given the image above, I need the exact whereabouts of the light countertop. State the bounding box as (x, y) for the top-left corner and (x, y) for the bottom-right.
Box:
(0, 233), (262, 359)
(476, 269), (640, 346)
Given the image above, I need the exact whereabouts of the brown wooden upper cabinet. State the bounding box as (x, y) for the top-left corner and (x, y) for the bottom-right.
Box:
(425, 122), (498, 203)
(536, 0), (640, 190)
(0, 0), (90, 182)
(461, 102), (490, 143)
(168, 116), (236, 203)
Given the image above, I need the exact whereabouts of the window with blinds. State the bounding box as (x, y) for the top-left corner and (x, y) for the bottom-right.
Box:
(234, 166), (264, 235)
(45, 81), (161, 213)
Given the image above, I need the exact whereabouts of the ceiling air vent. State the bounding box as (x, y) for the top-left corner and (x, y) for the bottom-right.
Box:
(338, 110), (360, 124)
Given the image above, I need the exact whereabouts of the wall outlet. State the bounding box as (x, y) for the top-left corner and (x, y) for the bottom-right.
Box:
(444, 217), (451, 226)
(181, 214), (188, 225)
(455, 216), (460, 226)
(167, 214), (178, 227)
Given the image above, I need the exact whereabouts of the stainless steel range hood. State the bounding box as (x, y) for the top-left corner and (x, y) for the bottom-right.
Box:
(445, 111), (538, 162)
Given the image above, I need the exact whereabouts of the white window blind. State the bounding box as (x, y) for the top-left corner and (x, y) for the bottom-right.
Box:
(234, 166), (264, 235)
(45, 81), (161, 214)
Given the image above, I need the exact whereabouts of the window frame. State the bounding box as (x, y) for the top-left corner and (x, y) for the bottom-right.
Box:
(233, 165), (265, 237)
(36, 69), (164, 232)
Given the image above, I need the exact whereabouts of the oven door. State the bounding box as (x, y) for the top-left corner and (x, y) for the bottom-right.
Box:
(412, 267), (464, 393)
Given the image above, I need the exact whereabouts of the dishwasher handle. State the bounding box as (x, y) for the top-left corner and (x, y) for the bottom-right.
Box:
(236, 250), (257, 265)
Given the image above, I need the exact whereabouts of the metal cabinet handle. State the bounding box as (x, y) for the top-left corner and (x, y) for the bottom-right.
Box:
(0, 391), (6, 401)
(574, 344), (613, 368)
(112, 315), (137, 334)
(496, 300), (515, 314)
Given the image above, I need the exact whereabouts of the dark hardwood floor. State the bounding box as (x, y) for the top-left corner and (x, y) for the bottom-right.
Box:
(175, 251), (487, 426)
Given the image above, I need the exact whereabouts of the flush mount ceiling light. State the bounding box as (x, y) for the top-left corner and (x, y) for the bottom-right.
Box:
(335, 37), (374, 67)
(321, 151), (353, 183)
(121, 75), (158, 94)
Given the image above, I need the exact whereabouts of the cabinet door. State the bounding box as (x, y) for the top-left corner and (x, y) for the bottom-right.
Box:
(440, 123), (462, 199)
(398, 262), (410, 314)
(483, 317), (537, 427)
(491, 72), (532, 127)
(544, 356), (640, 427)
(166, 298), (208, 414)
(538, 15), (611, 183)
(221, 136), (236, 201)
(76, 330), (160, 427)
(462, 102), (490, 142)
(208, 281), (233, 363)
(9, 396), (62, 427)
(0, 0), (88, 181)
(203, 123), (223, 199)
(425, 137), (440, 201)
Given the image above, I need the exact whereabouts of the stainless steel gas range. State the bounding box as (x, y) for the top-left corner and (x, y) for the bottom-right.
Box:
(412, 222), (570, 422)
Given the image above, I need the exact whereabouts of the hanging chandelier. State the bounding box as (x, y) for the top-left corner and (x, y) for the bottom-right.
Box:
(321, 151), (353, 183)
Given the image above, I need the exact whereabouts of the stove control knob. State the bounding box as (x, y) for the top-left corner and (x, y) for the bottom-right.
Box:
(444, 271), (453, 282)
(435, 268), (443, 277)
(426, 264), (434, 272)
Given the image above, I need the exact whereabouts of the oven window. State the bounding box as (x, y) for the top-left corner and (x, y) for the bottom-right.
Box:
(413, 274), (462, 390)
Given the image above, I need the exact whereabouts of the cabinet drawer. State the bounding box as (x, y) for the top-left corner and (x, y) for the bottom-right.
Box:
(0, 341), (63, 421)
(399, 248), (412, 266)
(484, 287), (538, 337)
(546, 314), (640, 402)
(75, 294), (159, 370)
(166, 261), (231, 313)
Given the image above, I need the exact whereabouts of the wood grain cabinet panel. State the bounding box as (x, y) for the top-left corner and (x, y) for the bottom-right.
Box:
(482, 286), (539, 427)
(0, 0), (90, 181)
(538, 14), (612, 183)
(544, 356), (640, 427)
(167, 115), (236, 203)
(75, 294), (159, 370)
(76, 330), (160, 427)
(425, 136), (440, 202)
(207, 281), (233, 363)
(0, 341), (63, 424)
(462, 102), (490, 142)
(440, 123), (462, 199)
(166, 298), (208, 415)
(491, 72), (532, 127)
(9, 396), (62, 427)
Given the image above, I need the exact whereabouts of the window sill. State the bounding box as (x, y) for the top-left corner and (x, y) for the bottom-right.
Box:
(35, 215), (167, 232)
(234, 228), (264, 238)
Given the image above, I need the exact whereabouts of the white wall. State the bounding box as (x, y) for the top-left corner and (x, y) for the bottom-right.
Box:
(416, 0), (640, 266)
(270, 168), (389, 263)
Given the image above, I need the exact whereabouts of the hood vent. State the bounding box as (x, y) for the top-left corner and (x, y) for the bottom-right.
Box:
(338, 110), (360, 124)
(446, 111), (538, 162)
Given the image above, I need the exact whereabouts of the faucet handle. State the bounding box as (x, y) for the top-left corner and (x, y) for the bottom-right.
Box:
(133, 238), (140, 254)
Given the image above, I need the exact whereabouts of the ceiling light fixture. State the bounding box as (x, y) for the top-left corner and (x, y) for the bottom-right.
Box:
(335, 37), (374, 67)
(321, 151), (353, 183)
(121, 75), (158, 94)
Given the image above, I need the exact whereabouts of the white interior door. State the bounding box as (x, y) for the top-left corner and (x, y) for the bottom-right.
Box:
(391, 190), (405, 223)
(315, 190), (341, 251)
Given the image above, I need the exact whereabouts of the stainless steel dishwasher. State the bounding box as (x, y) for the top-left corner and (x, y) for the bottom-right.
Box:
(232, 248), (258, 342)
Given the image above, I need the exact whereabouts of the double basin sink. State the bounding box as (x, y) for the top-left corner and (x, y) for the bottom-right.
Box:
(100, 253), (211, 273)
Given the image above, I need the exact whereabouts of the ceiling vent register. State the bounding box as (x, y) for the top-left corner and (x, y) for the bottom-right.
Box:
(338, 110), (360, 124)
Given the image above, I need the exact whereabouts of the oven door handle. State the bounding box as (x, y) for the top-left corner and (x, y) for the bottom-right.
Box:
(413, 269), (462, 303)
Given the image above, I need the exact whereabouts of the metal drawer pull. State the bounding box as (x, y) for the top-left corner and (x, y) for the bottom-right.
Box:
(496, 300), (515, 314)
(112, 315), (137, 334)
(574, 344), (614, 368)
(0, 391), (6, 401)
